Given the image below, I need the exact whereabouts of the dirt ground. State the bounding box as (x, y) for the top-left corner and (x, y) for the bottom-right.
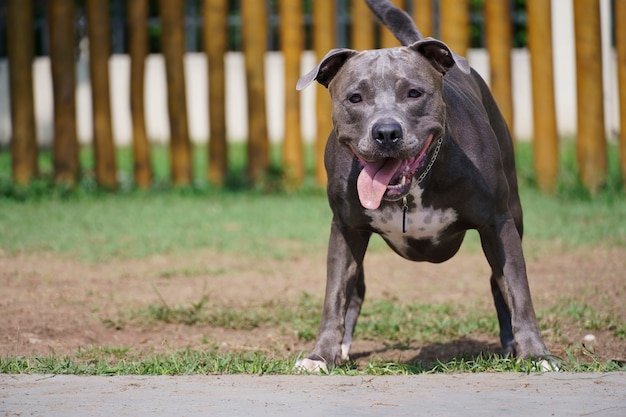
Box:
(1, 244), (624, 367)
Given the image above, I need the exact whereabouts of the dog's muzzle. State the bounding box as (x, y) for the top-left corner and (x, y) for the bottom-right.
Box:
(354, 133), (435, 210)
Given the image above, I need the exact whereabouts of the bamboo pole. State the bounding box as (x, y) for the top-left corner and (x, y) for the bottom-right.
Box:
(527, 0), (559, 193)
(380, 0), (404, 48)
(86, 0), (117, 190)
(351, 0), (374, 50)
(573, 0), (607, 194)
(7, 0), (38, 185)
(203, 0), (228, 186)
(484, 0), (514, 137)
(280, 0), (304, 188)
(412, 0), (433, 38)
(439, 0), (469, 57)
(160, 0), (192, 186)
(616, 0), (626, 186)
(127, 0), (152, 189)
(241, 0), (269, 184)
(313, 0), (335, 185)
(48, 0), (79, 186)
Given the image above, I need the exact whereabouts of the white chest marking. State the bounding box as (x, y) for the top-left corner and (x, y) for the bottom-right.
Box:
(366, 187), (458, 250)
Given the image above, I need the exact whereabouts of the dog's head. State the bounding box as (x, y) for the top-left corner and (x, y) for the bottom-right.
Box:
(298, 38), (469, 209)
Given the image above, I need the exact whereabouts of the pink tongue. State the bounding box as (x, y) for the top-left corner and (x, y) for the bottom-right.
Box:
(357, 158), (403, 210)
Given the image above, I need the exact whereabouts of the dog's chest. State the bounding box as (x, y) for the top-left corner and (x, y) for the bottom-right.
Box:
(365, 187), (458, 251)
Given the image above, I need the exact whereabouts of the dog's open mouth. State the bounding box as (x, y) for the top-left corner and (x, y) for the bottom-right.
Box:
(355, 134), (434, 210)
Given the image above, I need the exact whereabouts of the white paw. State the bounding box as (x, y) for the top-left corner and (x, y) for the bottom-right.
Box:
(523, 358), (560, 372)
(294, 358), (329, 374)
(341, 343), (351, 361)
(537, 359), (560, 372)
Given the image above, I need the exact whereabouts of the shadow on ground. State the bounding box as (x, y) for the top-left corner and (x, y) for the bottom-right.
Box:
(350, 338), (503, 371)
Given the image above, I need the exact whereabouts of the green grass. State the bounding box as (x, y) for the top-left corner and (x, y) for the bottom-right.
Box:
(0, 142), (624, 261)
(515, 140), (626, 251)
(1, 346), (621, 376)
(82, 293), (623, 375)
(539, 298), (626, 340)
(2, 293), (624, 375)
(104, 292), (321, 340)
(0, 144), (333, 260)
(104, 293), (497, 344)
(354, 299), (499, 343)
(0, 188), (331, 260)
(0, 349), (294, 376)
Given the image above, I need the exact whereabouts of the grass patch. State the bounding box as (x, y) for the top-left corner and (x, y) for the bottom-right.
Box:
(539, 298), (626, 340)
(2, 292), (624, 375)
(355, 299), (498, 344)
(0, 187), (331, 261)
(2, 348), (622, 375)
(105, 292), (322, 338)
(515, 140), (626, 251)
(106, 293), (498, 345)
(0, 142), (624, 261)
(88, 294), (625, 375)
(0, 349), (293, 376)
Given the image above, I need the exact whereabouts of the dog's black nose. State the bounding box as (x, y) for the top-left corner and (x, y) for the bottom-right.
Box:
(372, 121), (403, 149)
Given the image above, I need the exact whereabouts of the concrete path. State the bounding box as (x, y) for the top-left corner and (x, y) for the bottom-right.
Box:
(2, 372), (625, 417)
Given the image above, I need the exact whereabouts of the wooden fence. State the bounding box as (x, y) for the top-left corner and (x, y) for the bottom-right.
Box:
(4, 0), (626, 194)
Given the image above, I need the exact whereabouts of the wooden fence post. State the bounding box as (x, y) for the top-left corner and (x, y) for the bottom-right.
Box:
(527, 0), (559, 193)
(160, 0), (193, 186)
(127, 0), (152, 189)
(351, 0), (374, 50)
(86, 0), (117, 190)
(616, 0), (626, 186)
(573, 0), (606, 194)
(203, 0), (228, 186)
(313, 0), (335, 186)
(7, 0), (38, 185)
(48, 0), (79, 186)
(380, 0), (404, 48)
(485, 0), (514, 137)
(439, 0), (469, 57)
(241, 0), (269, 184)
(280, 0), (304, 188)
(412, 0), (434, 38)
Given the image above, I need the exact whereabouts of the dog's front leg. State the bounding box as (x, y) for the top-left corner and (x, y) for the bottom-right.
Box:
(295, 218), (371, 373)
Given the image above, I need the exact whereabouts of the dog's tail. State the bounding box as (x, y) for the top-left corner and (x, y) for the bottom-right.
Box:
(365, 0), (423, 45)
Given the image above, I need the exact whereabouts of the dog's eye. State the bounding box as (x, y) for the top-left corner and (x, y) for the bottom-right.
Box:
(408, 89), (422, 98)
(348, 93), (362, 103)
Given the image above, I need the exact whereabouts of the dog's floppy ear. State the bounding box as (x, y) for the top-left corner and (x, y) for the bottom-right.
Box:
(409, 37), (471, 75)
(297, 48), (358, 90)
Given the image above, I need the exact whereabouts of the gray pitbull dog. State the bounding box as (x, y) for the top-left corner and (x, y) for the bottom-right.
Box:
(295, 0), (551, 372)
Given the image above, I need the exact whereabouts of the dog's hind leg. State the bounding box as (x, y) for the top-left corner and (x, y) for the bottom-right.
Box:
(479, 215), (549, 359)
